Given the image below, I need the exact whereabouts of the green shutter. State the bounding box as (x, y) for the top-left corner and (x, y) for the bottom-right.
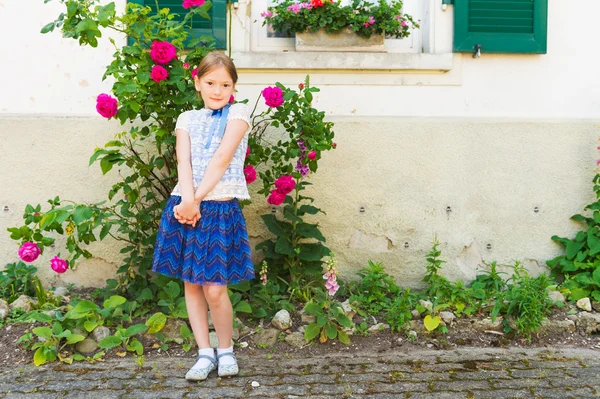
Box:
(453, 0), (548, 54)
(128, 0), (227, 49)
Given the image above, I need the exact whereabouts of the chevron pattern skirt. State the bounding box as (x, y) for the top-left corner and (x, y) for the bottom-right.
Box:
(152, 196), (255, 286)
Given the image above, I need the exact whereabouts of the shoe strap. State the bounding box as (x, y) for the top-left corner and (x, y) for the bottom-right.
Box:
(197, 354), (217, 365)
(216, 352), (236, 361)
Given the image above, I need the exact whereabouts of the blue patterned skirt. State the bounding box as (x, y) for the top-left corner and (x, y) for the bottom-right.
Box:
(152, 196), (255, 286)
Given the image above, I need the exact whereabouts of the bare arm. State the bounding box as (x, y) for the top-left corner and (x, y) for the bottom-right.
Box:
(193, 119), (249, 202)
(175, 128), (195, 203)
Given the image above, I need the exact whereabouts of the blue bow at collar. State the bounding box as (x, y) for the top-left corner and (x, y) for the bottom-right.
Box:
(204, 103), (231, 149)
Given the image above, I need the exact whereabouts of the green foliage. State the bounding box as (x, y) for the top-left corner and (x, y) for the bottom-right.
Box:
(547, 171), (600, 301)
(384, 289), (415, 333)
(303, 289), (353, 344)
(263, 0), (419, 39)
(0, 261), (38, 302)
(491, 261), (555, 340)
(97, 324), (148, 356)
(471, 261), (507, 299)
(347, 261), (400, 316)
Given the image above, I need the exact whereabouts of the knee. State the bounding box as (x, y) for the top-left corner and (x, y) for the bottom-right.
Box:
(184, 281), (203, 295)
(203, 286), (227, 304)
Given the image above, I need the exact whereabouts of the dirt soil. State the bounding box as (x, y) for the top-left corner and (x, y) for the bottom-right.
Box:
(2, 289), (599, 371)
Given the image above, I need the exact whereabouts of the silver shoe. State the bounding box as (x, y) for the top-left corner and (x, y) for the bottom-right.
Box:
(217, 352), (239, 377)
(185, 354), (217, 381)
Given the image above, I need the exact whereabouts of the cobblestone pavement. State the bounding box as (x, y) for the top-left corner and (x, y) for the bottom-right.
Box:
(1, 346), (599, 399)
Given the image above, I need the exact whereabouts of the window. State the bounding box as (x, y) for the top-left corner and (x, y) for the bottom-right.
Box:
(250, 0), (423, 53)
(453, 0), (548, 54)
(128, 0), (228, 49)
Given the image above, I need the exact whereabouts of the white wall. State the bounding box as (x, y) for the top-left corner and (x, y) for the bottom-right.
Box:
(1, 0), (599, 118)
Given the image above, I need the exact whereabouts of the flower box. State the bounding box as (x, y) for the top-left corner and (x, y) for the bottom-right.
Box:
(295, 28), (385, 53)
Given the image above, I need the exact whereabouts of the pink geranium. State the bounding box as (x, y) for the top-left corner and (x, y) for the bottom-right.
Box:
(183, 0), (205, 8)
(401, 20), (408, 27)
(50, 256), (68, 274)
(287, 3), (301, 13)
(261, 10), (273, 17)
(267, 189), (286, 206)
(244, 165), (257, 184)
(96, 93), (118, 119)
(150, 65), (168, 82)
(308, 150), (317, 161)
(18, 242), (41, 263)
(364, 16), (375, 28)
(262, 86), (284, 108)
(150, 41), (177, 65)
(274, 175), (296, 195)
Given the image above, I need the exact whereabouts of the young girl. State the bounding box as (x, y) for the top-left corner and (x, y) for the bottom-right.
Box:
(151, 52), (254, 380)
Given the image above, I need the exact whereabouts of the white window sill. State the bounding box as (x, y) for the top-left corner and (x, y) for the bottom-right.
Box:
(231, 51), (454, 71)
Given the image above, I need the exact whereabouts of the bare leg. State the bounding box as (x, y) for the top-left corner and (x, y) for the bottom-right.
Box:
(184, 281), (210, 349)
(203, 285), (233, 348)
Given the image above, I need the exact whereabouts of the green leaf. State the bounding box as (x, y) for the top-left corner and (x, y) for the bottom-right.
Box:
(423, 315), (441, 331)
(335, 313), (353, 328)
(592, 267), (600, 286)
(127, 338), (144, 355)
(124, 324), (148, 337)
(66, 334), (86, 345)
(165, 281), (181, 298)
(98, 336), (122, 350)
(33, 327), (53, 339)
(234, 301), (252, 313)
(304, 323), (320, 341)
(298, 205), (320, 215)
(260, 214), (288, 236)
(303, 302), (322, 316)
(33, 347), (48, 366)
(146, 312), (167, 333)
(72, 205), (93, 224)
(296, 223), (326, 241)
(297, 243), (330, 261)
(137, 71), (150, 84)
(283, 209), (302, 222)
(325, 322), (337, 339)
(337, 329), (350, 344)
(84, 320), (98, 332)
(136, 288), (153, 301)
(103, 295), (127, 309)
(39, 212), (56, 229)
(275, 236), (295, 256)
(73, 353), (85, 361)
(29, 313), (52, 323)
(71, 300), (100, 314)
(566, 240), (585, 260)
(570, 288), (591, 301)
(100, 223), (111, 240)
(40, 22), (55, 34)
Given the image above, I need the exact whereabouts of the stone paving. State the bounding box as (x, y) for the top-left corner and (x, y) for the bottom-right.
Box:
(1, 346), (599, 398)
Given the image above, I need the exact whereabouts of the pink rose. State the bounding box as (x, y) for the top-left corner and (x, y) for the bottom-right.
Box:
(150, 41), (177, 65)
(229, 95), (235, 104)
(308, 151), (317, 161)
(50, 256), (68, 274)
(332, 142), (337, 149)
(244, 165), (257, 184)
(274, 175), (296, 195)
(151, 65), (169, 82)
(96, 93), (118, 119)
(245, 146), (251, 158)
(262, 86), (284, 108)
(183, 0), (205, 8)
(191, 68), (198, 78)
(267, 189), (286, 206)
(18, 242), (41, 263)
(183, 62), (190, 69)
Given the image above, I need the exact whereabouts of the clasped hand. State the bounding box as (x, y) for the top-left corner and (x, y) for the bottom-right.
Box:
(174, 200), (201, 227)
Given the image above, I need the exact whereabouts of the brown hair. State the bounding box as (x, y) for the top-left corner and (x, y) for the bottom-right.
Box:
(195, 51), (238, 84)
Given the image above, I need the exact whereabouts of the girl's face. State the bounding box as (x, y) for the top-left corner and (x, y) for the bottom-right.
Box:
(194, 66), (235, 110)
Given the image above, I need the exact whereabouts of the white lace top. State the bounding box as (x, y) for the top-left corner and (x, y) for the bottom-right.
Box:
(171, 103), (251, 201)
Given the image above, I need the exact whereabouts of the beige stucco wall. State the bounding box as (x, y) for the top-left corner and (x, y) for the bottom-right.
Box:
(2, 116), (597, 287)
(1, 0), (600, 287)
